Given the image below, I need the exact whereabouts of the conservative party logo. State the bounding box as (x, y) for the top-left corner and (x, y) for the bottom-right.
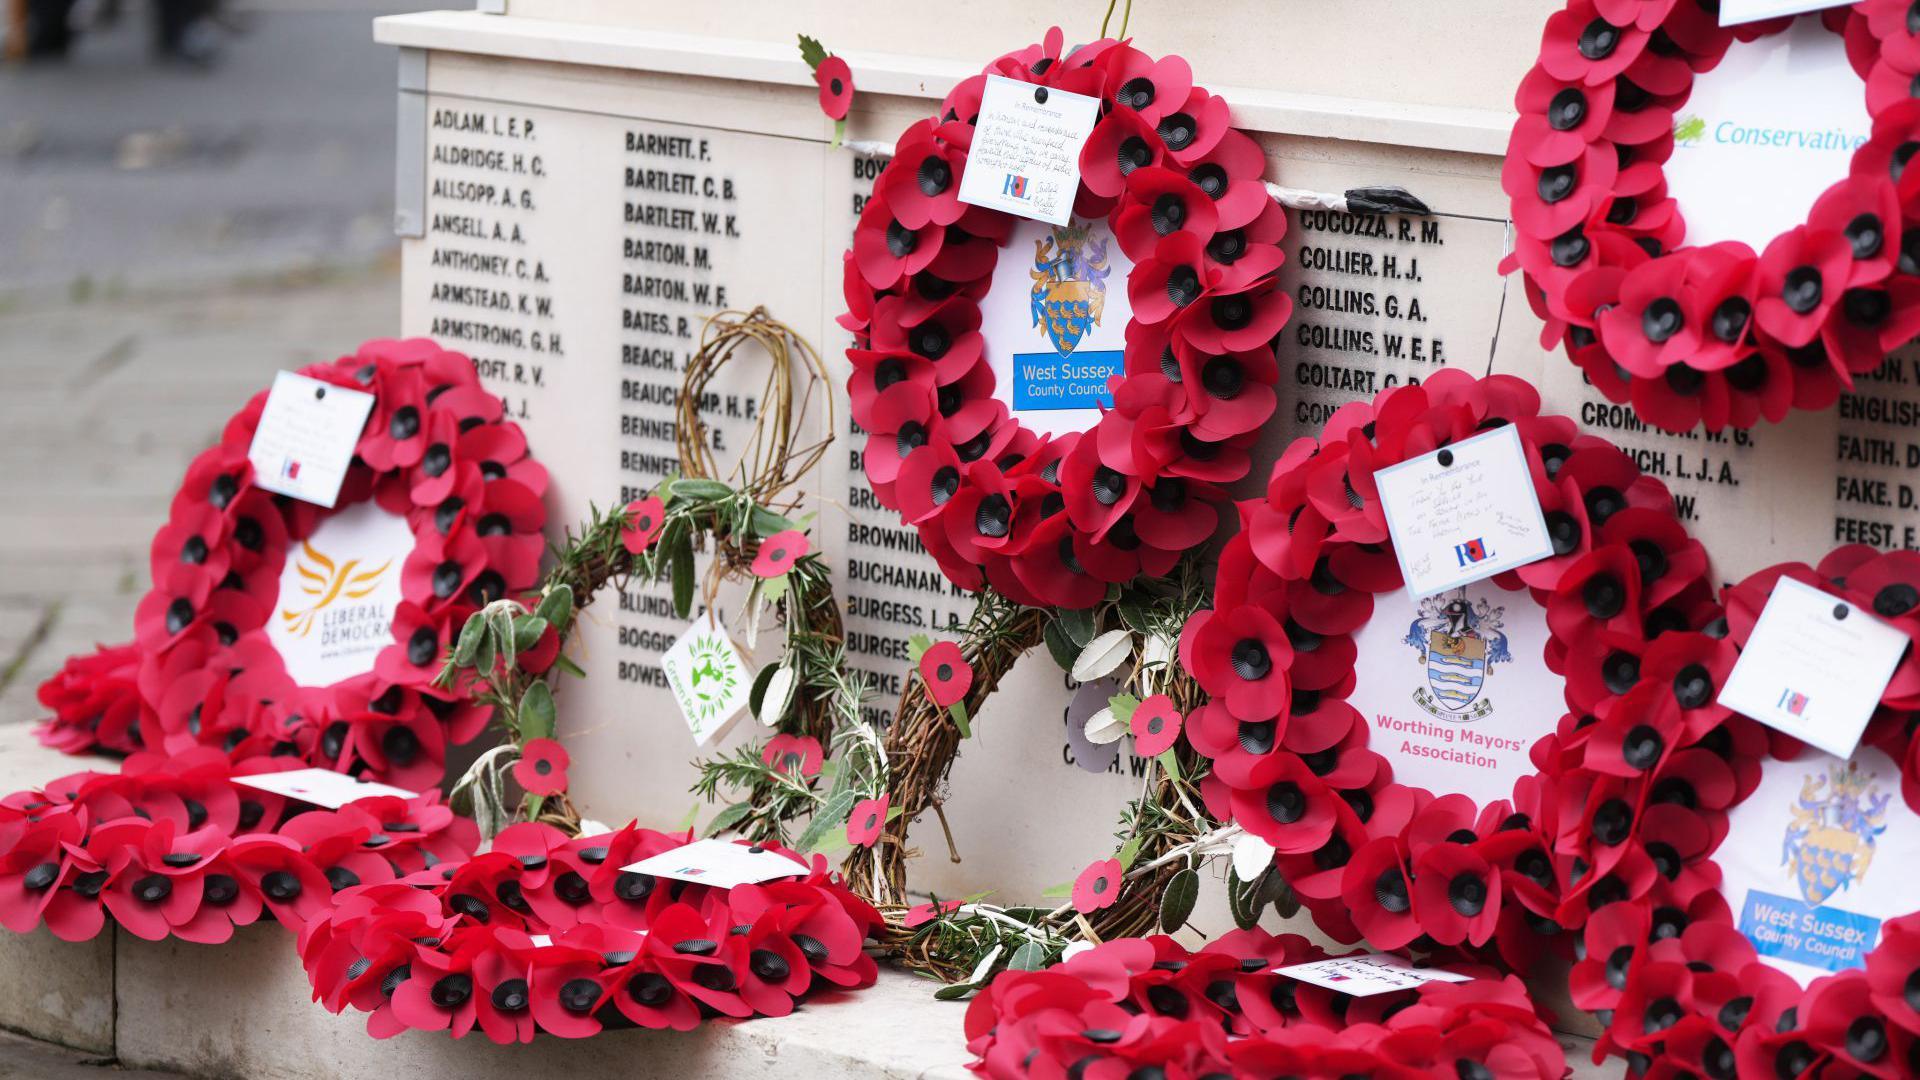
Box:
(1784, 762), (1889, 905)
(1028, 221), (1111, 358)
(1402, 589), (1512, 721)
(279, 540), (393, 639)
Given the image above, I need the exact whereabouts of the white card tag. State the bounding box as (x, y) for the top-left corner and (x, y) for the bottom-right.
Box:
(1716, 577), (1909, 758)
(1372, 426), (1555, 598)
(245, 371), (377, 508)
(620, 837), (808, 890)
(1717, 0), (1844, 27)
(661, 621), (751, 745)
(231, 768), (416, 809)
(1276, 953), (1475, 997)
(956, 74), (1100, 226)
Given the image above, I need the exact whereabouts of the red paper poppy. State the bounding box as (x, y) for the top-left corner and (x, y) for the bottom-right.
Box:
(903, 898), (964, 928)
(513, 738), (571, 797)
(917, 641), (973, 708)
(750, 529), (809, 578)
(759, 734), (824, 779)
(1504, 4), (1920, 433)
(845, 795), (888, 848)
(1072, 857), (1122, 914)
(1128, 694), (1182, 757)
(301, 824), (880, 1041)
(842, 31), (1288, 598)
(815, 55), (854, 121)
(962, 929), (1568, 1079)
(620, 496), (665, 554)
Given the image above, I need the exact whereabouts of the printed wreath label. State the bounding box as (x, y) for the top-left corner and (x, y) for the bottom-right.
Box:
(844, 27), (1291, 603)
(1559, 545), (1920, 1077)
(1179, 369), (1718, 968)
(110, 339), (550, 789)
(1503, 1), (1920, 433)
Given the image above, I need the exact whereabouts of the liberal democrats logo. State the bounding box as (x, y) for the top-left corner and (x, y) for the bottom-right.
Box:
(1403, 589), (1512, 721)
(1785, 762), (1890, 905)
(279, 540), (394, 639)
(1028, 221), (1111, 358)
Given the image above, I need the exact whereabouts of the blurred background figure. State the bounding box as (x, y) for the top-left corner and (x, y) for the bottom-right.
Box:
(16, 0), (230, 66)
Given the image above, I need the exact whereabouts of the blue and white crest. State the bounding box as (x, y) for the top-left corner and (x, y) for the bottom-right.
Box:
(1404, 589), (1511, 719)
(1028, 222), (1111, 357)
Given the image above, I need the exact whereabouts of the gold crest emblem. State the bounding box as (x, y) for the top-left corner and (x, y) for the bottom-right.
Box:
(1783, 762), (1890, 906)
(279, 541), (393, 639)
(1028, 222), (1111, 357)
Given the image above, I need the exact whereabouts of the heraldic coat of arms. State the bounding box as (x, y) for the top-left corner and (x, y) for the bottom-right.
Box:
(1028, 222), (1111, 357)
(1403, 589), (1512, 720)
(1783, 762), (1890, 905)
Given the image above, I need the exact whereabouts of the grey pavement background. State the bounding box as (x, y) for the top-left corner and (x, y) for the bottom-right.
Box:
(0, 3), (428, 723)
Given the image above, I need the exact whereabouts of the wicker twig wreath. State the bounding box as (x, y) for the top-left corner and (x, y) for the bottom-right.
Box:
(964, 929), (1569, 1078)
(844, 28), (1290, 599)
(1180, 369), (1717, 970)
(299, 822), (881, 1040)
(1552, 544), (1920, 1077)
(1504, 1), (1920, 432)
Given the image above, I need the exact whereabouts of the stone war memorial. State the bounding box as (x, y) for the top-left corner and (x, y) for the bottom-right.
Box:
(5, 1), (1920, 1078)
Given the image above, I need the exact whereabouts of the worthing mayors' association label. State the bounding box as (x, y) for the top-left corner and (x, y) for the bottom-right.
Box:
(982, 217), (1136, 436)
(1722, 745), (1920, 983)
(1347, 585), (1560, 807)
(265, 501), (415, 688)
(660, 621), (750, 745)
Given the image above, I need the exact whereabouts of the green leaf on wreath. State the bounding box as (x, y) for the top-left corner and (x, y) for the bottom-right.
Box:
(1042, 620), (1079, 672)
(512, 615), (548, 652)
(794, 789), (856, 855)
(704, 801), (754, 837)
(1158, 749), (1181, 782)
(906, 633), (934, 665)
(796, 33), (829, 71)
(1160, 868), (1200, 933)
(1226, 868), (1261, 931)
(533, 585), (573, 634)
(933, 981), (977, 1001)
(1116, 835), (1142, 870)
(670, 533), (696, 619)
(1056, 607), (1097, 647)
(760, 572), (790, 607)
(1040, 881), (1074, 899)
(1008, 941), (1047, 972)
(453, 611), (486, 666)
(749, 505), (796, 537)
(1107, 693), (1140, 724)
(747, 662), (781, 719)
(672, 478), (732, 502)
(553, 654), (586, 678)
(518, 681), (557, 742)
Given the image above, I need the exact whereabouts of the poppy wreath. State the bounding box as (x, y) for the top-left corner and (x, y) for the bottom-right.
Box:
(34, 338), (548, 788)
(0, 745), (475, 944)
(1502, 0), (1920, 433)
(844, 26), (1291, 600)
(962, 929), (1568, 1079)
(1554, 545), (1920, 1077)
(1178, 369), (1720, 969)
(298, 821), (881, 1040)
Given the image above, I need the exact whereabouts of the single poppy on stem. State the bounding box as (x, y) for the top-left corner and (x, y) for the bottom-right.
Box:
(513, 738), (570, 797)
(917, 639), (974, 735)
(620, 497), (665, 554)
(1072, 857), (1123, 914)
(751, 530), (809, 578)
(845, 795), (890, 848)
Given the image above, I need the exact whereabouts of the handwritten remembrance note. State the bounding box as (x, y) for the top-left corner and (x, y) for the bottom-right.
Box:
(246, 370), (376, 508)
(956, 75), (1100, 226)
(620, 838), (810, 890)
(232, 768), (416, 810)
(1373, 425), (1554, 598)
(1276, 954), (1474, 997)
(1717, 577), (1910, 758)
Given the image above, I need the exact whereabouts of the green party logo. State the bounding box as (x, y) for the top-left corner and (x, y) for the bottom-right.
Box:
(681, 632), (742, 721)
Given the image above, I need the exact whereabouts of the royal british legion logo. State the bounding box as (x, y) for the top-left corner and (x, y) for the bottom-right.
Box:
(279, 540), (393, 639)
(1003, 174), (1029, 199)
(1453, 537), (1491, 566)
(1028, 222), (1111, 358)
(1784, 762), (1889, 905)
(1403, 589), (1512, 721)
